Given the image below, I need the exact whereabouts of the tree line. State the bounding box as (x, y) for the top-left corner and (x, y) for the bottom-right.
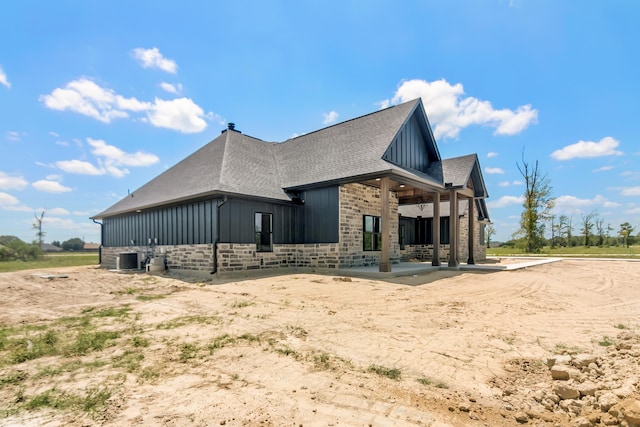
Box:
(487, 153), (637, 252)
(0, 236), (89, 262)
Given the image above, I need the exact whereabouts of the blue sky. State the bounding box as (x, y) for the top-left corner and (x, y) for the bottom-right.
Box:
(1, 0), (638, 244)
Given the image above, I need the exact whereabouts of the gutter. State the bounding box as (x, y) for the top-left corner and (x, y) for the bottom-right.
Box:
(92, 218), (103, 265)
(211, 196), (228, 274)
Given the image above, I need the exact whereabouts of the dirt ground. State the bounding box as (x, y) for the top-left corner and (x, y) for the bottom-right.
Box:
(1, 259), (639, 426)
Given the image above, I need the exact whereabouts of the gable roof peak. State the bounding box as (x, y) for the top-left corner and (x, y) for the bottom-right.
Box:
(283, 98), (421, 143)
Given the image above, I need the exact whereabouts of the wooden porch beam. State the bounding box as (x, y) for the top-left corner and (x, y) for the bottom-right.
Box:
(432, 191), (440, 267)
(467, 197), (475, 265)
(448, 190), (459, 267)
(379, 177), (391, 272)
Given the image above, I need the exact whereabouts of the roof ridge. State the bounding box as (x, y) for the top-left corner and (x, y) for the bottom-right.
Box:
(281, 98), (420, 143)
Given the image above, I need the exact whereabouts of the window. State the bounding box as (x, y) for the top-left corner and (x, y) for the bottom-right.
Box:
(399, 224), (406, 250)
(363, 215), (382, 251)
(416, 217), (450, 244)
(255, 212), (273, 252)
(440, 217), (450, 244)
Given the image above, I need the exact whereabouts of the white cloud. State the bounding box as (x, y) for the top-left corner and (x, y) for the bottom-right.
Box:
(487, 152), (498, 158)
(485, 167), (505, 174)
(379, 78), (538, 139)
(593, 165), (614, 172)
(322, 111), (339, 125)
(147, 97), (208, 133)
(41, 216), (100, 235)
(205, 111), (225, 126)
(87, 138), (158, 167)
(625, 207), (640, 215)
(0, 192), (19, 207)
(554, 194), (620, 213)
(55, 160), (104, 175)
(621, 186), (640, 196)
(32, 180), (72, 193)
(40, 78), (145, 123)
(55, 138), (158, 178)
(46, 207), (70, 216)
(487, 195), (524, 208)
(0, 192), (31, 212)
(131, 47), (177, 74)
(0, 172), (28, 190)
(620, 170), (640, 179)
(497, 180), (522, 187)
(0, 65), (10, 89)
(160, 82), (183, 94)
(6, 131), (21, 141)
(41, 78), (212, 133)
(551, 136), (623, 160)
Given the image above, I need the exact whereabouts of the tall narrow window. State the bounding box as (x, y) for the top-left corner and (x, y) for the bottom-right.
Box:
(363, 215), (382, 251)
(255, 212), (273, 252)
(399, 224), (406, 250)
(440, 217), (450, 244)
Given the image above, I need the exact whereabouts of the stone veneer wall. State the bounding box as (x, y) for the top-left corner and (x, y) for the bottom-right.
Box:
(398, 204), (487, 263)
(100, 188), (485, 272)
(338, 183), (400, 267)
(101, 244), (213, 271)
(216, 243), (340, 272)
(400, 245), (450, 262)
(458, 206), (487, 262)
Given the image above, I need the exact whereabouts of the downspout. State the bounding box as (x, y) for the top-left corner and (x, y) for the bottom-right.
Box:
(211, 196), (228, 274)
(92, 218), (103, 265)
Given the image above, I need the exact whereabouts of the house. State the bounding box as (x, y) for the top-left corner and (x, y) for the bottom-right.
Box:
(92, 98), (490, 273)
(40, 243), (63, 252)
(83, 242), (100, 251)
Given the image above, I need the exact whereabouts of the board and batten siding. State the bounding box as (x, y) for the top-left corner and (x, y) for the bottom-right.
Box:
(301, 186), (339, 243)
(102, 186), (340, 249)
(218, 198), (304, 245)
(102, 199), (218, 247)
(382, 113), (434, 173)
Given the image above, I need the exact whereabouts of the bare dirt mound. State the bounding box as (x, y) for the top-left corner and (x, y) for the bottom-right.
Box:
(1, 260), (639, 426)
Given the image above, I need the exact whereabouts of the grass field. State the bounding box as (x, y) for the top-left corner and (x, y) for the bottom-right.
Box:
(0, 253), (99, 273)
(487, 245), (640, 258)
(1, 246), (638, 274)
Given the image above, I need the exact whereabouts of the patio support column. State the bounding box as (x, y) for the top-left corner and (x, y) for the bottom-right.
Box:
(467, 197), (475, 265)
(431, 191), (441, 266)
(379, 177), (391, 272)
(448, 189), (459, 267)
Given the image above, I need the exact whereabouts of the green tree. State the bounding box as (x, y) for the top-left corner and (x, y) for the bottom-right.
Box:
(595, 217), (605, 247)
(32, 211), (46, 247)
(565, 215), (575, 247)
(62, 237), (85, 251)
(0, 239), (41, 261)
(619, 222), (635, 248)
(486, 224), (496, 247)
(513, 156), (555, 253)
(580, 211), (597, 247)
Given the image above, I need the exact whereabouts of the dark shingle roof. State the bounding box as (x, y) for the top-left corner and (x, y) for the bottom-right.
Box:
(278, 99), (421, 188)
(94, 99), (488, 219)
(94, 130), (287, 217)
(442, 154), (488, 198)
